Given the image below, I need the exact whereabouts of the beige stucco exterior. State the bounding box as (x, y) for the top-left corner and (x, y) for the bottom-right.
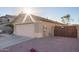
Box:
(13, 13), (63, 38)
(76, 25), (79, 38)
(35, 20), (63, 37)
(14, 23), (43, 38)
(13, 22), (55, 38)
(38, 21), (55, 37)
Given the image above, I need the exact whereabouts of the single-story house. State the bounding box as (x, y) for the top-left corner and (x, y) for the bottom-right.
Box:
(0, 15), (16, 34)
(12, 13), (64, 38)
(0, 15), (16, 24)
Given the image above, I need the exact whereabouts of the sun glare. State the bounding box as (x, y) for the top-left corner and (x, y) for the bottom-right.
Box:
(23, 8), (32, 15)
(22, 7), (36, 23)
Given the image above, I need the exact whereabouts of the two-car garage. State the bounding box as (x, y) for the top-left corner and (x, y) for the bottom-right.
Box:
(14, 23), (35, 38)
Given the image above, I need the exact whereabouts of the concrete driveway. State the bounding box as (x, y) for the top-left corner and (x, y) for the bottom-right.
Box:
(2, 36), (79, 52)
(0, 34), (32, 51)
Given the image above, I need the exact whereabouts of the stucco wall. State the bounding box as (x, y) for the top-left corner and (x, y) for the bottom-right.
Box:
(34, 33), (43, 38)
(14, 23), (43, 38)
(36, 21), (55, 37)
(14, 21), (56, 38)
(76, 25), (79, 38)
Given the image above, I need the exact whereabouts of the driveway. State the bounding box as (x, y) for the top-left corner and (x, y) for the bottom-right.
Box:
(2, 36), (79, 52)
(0, 34), (32, 51)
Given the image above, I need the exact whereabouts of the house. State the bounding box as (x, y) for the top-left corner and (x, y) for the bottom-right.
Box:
(0, 15), (16, 24)
(0, 16), (9, 24)
(4, 15), (16, 22)
(0, 15), (16, 34)
(12, 13), (64, 38)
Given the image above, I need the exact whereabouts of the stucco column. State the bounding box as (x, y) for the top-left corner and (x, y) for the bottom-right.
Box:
(76, 25), (79, 38)
(51, 26), (54, 37)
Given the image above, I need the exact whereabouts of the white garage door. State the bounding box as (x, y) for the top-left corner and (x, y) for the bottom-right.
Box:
(14, 24), (35, 38)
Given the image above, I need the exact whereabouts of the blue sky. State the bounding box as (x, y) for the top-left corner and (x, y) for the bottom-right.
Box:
(0, 7), (79, 24)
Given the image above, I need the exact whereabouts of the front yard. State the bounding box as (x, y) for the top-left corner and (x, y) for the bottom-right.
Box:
(3, 36), (79, 52)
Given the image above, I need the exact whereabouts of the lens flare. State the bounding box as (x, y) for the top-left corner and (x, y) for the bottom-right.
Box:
(23, 8), (32, 15)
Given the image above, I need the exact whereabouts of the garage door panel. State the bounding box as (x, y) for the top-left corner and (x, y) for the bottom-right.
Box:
(14, 24), (35, 38)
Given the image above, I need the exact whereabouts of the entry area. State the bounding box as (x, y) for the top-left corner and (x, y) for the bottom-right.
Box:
(54, 26), (77, 38)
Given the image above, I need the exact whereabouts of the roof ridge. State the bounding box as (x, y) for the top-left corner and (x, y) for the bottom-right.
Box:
(31, 14), (64, 25)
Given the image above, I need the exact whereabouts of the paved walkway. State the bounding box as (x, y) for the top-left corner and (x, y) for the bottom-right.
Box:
(3, 36), (79, 52)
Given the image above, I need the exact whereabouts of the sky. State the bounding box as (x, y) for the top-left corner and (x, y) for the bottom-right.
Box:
(0, 7), (79, 24)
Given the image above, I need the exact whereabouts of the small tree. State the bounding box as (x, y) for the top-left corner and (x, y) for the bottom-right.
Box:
(61, 17), (65, 24)
(61, 14), (70, 24)
(5, 23), (14, 34)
